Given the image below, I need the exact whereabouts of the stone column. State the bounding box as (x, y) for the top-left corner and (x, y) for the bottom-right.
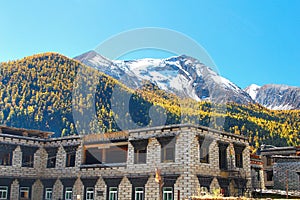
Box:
(53, 179), (63, 200)
(12, 145), (22, 167)
(34, 148), (47, 175)
(210, 177), (220, 192)
(127, 142), (134, 165)
(118, 176), (132, 200)
(10, 179), (19, 200)
(56, 146), (66, 168)
(73, 177), (84, 200)
(75, 144), (83, 168)
(32, 179), (43, 200)
(145, 175), (159, 200)
(147, 138), (160, 167)
(94, 177), (107, 200)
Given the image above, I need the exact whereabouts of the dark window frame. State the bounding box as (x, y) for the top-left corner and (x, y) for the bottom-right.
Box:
(64, 146), (78, 167)
(157, 137), (176, 163)
(218, 142), (228, 170)
(45, 147), (58, 168)
(0, 144), (16, 166)
(134, 148), (147, 164)
(234, 144), (245, 168)
(266, 171), (273, 181)
(20, 146), (38, 168)
(198, 136), (213, 164)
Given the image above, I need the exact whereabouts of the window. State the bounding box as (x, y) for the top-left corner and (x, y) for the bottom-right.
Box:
(234, 144), (245, 168)
(266, 157), (272, 166)
(65, 187), (72, 200)
(64, 146), (77, 167)
(20, 187), (29, 199)
(45, 188), (52, 200)
(66, 153), (76, 167)
(235, 153), (243, 168)
(131, 139), (148, 164)
(134, 149), (147, 164)
(84, 145), (127, 165)
(109, 187), (118, 200)
(163, 187), (173, 200)
(46, 148), (57, 168)
(0, 144), (16, 166)
(86, 187), (94, 200)
(199, 137), (211, 164)
(158, 137), (175, 163)
(134, 187), (144, 200)
(21, 146), (38, 168)
(0, 186), (8, 200)
(0, 153), (11, 166)
(256, 169), (260, 181)
(22, 154), (34, 168)
(266, 171), (273, 181)
(218, 143), (228, 170)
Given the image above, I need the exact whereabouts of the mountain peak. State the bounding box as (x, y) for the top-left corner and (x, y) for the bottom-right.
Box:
(245, 84), (261, 99)
(75, 51), (254, 104)
(245, 84), (300, 110)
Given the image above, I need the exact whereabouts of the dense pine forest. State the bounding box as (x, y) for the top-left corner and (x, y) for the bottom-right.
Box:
(0, 53), (299, 150)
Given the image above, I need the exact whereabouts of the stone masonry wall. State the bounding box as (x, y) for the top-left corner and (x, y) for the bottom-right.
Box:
(273, 161), (300, 191)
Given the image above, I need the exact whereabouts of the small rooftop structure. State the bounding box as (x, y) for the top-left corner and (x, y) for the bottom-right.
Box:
(0, 125), (54, 139)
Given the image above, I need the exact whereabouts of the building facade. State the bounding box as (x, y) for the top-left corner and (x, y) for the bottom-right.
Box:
(260, 145), (300, 192)
(0, 124), (251, 200)
(250, 154), (264, 191)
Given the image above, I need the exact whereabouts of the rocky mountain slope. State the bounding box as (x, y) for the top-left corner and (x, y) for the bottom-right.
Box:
(245, 84), (300, 110)
(75, 51), (254, 105)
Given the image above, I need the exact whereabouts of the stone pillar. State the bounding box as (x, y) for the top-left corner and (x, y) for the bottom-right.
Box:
(210, 140), (219, 173)
(53, 179), (63, 200)
(174, 128), (199, 199)
(12, 145), (22, 167)
(127, 142), (134, 165)
(147, 138), (160, 166)
(32, 179), (43, 200)
(10, 179), (19, 200)
(118, 176), (132, 200)
(34, 148), (47, 174)
(73, 177), (84, 200)
(75, 144), (83, 168)
(229, 180), (236, 197)
(210, 177), (220, 192)
(56, 146), (66, 168)
(260, 169), (265, 189)
(145, 175), (159, 200)
(243, 144), (252, 192)
(94, 177), (107, 200)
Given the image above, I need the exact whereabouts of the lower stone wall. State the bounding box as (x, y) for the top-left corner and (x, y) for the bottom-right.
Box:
(273, 161), (300, 190)
(94, 177), (107, 200)
(32, 179), (43, 200)
(145, 175), (159, 200)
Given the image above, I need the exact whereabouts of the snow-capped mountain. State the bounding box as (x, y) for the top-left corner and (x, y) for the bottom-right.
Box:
(244, 84), (261, 99)
(75, 51), (254, 104)
(245, 84), (300, 110)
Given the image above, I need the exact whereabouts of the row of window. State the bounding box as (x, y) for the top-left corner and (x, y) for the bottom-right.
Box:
(0, 186), (30, 200)
(0, 145), (77, 168)
(0, 185), (174, 200)
(0, 139), (245, 170)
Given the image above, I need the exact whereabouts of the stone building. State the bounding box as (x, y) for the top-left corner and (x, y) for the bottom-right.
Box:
(250, 154), (264, 191)
(259, 145), (300, 191)
(0, 124), (251, 200)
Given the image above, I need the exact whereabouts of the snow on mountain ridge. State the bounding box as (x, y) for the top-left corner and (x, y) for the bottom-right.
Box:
(244, 84), (261, 99)
(245, 83), (300, 110)
(74, 51), (254, 104)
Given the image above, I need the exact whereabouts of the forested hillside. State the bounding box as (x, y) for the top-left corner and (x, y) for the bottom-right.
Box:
(0, 53), (299, 150)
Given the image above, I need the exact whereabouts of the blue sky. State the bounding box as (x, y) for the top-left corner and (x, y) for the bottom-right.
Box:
(0, 0), (299, 88)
